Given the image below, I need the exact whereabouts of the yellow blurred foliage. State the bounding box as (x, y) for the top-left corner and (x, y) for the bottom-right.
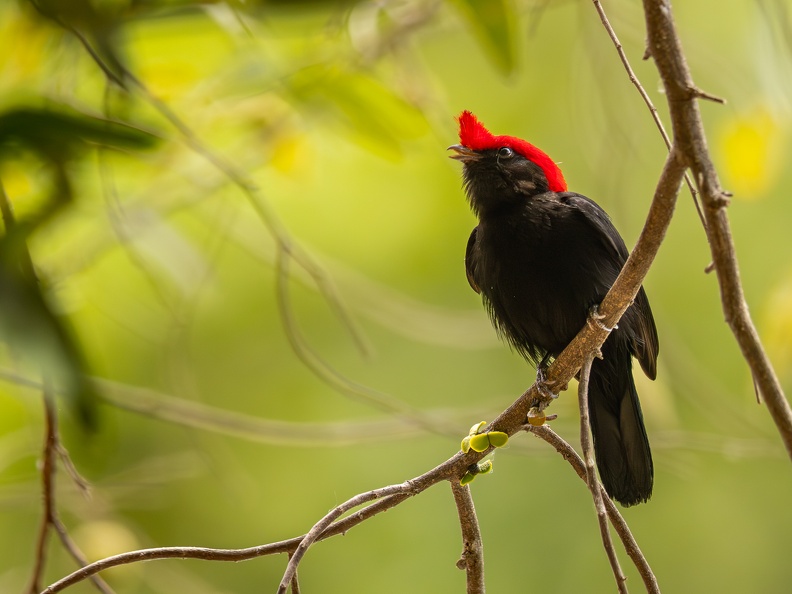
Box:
(270, 131), (311, 176)
(72, 520), (141, 584)
(127, 16), (233, 101)
(763, 272), (792, 381)
(0, 163), (32, 201)
(0, 7), (50, 91)
(719, 106), (787, 199)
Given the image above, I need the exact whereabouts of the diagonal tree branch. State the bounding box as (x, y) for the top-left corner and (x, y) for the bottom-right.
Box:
(642, 0), (792, 460)
(577, 352), (628, 594)
(525, 425), (661, 594)
(491, 148), (685, 435)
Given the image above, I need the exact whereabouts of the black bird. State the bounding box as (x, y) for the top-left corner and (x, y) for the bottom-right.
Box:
(450, 111), (658, 506)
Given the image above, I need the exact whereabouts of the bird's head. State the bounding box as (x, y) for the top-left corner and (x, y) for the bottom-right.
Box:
(449, 111), (567, 216)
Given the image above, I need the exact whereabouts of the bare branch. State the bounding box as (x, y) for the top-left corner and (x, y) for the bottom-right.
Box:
(2, 175), (112, 594)
(577, 354), (628, 594)
(41, 427), (654, 594)
(642, 0), (792, 460)
(276, 482), (416, 593)
(526, 425), (661, 594)
(40, 490), (416, 594)
(286, 554), (301, 594)
(450, 481), (485, 594)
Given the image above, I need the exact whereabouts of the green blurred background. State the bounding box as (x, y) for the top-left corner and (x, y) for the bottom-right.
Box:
(1, 0), (792, 592)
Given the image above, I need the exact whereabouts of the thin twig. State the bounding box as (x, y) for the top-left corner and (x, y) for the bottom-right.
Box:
(526, 425), (661, 594)
(40, 491), (415, 594)
(276, 482), (415, 594)
(590, 0), (707, 231)
(51, 518), (115, 594)
(450, 481), (485, 594)
(39, 385), (661, 594)
(577, 354), (628, 594)
(40, 427), (655, 594)
(642, 0), (792, 461)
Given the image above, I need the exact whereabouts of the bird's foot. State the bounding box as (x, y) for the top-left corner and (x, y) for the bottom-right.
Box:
(535, 364), (560, 401)
(587, 304), (618, 333)
(460, 421), (509, 453)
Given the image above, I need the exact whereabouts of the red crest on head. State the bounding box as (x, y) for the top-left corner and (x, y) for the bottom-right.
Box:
(456, 111), (567, 192)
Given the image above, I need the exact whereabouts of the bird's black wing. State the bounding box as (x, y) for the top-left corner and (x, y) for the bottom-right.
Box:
(465, 226), (481, 294)
(560, 193), (659, 379)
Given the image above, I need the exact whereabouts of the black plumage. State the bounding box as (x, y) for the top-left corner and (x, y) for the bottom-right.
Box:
(451, 112), (658, 506)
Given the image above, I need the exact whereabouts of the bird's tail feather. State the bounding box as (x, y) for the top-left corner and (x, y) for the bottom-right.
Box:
(587, 354), (653, 507)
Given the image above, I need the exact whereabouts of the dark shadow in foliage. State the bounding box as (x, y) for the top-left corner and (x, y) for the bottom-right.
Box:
(0, 104), (159, 428)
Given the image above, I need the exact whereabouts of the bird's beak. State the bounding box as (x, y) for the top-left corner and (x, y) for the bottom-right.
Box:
(447, 144), (481, 163)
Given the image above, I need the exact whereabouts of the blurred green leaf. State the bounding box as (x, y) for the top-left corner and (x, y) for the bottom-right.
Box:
(0, 106), (159, 162)
(0, 233), (98, 428)
(448, 0), (516, 74)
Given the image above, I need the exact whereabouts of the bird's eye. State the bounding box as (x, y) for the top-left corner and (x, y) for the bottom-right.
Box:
(497, 147), (514, 159)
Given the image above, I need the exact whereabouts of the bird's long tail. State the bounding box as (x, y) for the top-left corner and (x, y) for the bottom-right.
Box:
(587, 348), (653, 507)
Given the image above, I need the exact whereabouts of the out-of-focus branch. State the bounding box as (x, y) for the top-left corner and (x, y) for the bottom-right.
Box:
(2, 176), (112, 594)
(26, 382), (115, 594)
(642, 0), (792, 460)
(0, 367), (494, 447)
(26, 382), (58, 594)
(450, 481), (485, 594)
